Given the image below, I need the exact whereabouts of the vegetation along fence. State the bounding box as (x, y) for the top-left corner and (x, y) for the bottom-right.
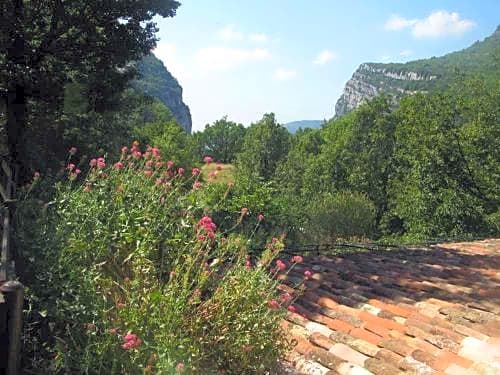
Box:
(0, 158), (23, 375)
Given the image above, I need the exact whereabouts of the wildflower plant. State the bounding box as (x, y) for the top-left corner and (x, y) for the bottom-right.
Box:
(18, 143), (297, 373)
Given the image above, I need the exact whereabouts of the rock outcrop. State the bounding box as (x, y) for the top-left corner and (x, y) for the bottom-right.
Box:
(132, 54), (192, 133)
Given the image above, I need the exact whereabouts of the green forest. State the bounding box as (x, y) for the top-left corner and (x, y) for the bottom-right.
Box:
(1, 1), (499, 373)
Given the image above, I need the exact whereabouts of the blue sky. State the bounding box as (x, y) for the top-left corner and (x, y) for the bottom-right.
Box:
(153, 1), (499, 132)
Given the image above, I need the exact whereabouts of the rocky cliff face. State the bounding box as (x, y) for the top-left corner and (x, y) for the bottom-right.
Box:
(334, 63), (435, 117)
(132, 54), (192, 132)
(334, 25), (500, 118)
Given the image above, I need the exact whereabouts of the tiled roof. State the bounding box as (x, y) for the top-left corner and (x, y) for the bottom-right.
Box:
(280, 239), (500, 375)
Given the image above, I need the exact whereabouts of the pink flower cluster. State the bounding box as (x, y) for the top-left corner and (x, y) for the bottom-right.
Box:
(122, 332), (142, 350)
(197, 215), (217, 241)
(203, 156), (213, 164)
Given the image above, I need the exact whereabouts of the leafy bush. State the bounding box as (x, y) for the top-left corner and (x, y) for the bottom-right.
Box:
(17, 144), (295, 373)
(303, 191), (376, 243)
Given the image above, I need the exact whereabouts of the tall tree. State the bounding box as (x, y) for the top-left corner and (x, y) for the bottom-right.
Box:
(194, 116), (246, 163)
(0, 0), (180, 175)
(236, 113), (289, 180)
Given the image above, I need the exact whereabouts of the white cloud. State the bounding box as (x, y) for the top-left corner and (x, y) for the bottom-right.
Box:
(273, 68), (297, 81)
(218, 25), (270, 44)
(399, 49), (413, 57)
(313, 49), (337, 65)
(384, 10), (475, 38)
(218, 25), (244, 42)
(249, 33), (269, 43)
(196, 47), (271, 71)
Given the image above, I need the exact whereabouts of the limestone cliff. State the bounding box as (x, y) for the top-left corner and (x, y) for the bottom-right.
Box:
(132, 54), (192, 132)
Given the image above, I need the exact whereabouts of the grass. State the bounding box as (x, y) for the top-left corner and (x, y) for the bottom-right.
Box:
(201, 163), (235, 185)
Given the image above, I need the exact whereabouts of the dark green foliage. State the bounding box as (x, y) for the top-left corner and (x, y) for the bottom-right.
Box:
(0, 0), (180, 174)
(194, 117), (246, 163)
(236, 113), (290, 181)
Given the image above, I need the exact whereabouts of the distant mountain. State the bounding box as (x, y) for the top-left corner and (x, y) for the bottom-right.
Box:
(285, 120), (324, 133)
(132, 54), (192, 132)
(335, 25), (500, 117)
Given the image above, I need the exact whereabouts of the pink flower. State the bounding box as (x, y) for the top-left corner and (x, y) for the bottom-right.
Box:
(216, 164), (223, 171)
(151, 147), (161, 158)
(132, 151), (142, 159)
(203, 156), (213, 164)
(144, 170), (153, 177)
(176, 363), (185, 373)
(69, 147), (77, 155)
(193, 181), (203, 190)
(287, 305), (297, 313)
(121, 146), (128, 154)
(197, 234), (207, 242)
(145, 160), (154, 169)
(257, 213), (265, 222)
(33, 172), (40, 180)
(167, 160), (174, 169)
(97, 157), (106, 169)
(208, 171), (217, 179)
(155, 162), (163, 169)
(276, 259), (286, 271)
(199, 216), (216, 232)
(192, 167), (201, 176)
(178, 167), (185, 176)
(122, 332), (142, 350)
(74, 169), (81, 175)
(304, 270), (313, 279)
(114, 162), (124, 170)
(66, 163), (75, 171)
(291, 255), (303, 264)
(241, 207), (248, 216)
(155, 178), (163, 186)
(268, 300), (280, 310)
(90, 159), (97, 167)
(279, 293), (293, 303)
(245, 258), (252, 270)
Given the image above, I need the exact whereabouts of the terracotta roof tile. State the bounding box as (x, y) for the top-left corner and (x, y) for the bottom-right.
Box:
(285, 239), (500, 374)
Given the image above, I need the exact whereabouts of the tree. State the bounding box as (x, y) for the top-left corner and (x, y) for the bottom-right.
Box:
(0, 0), (180, 175)
(236, 113), (289, 180)
(194, 116), (246, 163)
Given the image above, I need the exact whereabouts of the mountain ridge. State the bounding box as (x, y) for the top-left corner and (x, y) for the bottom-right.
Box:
(335, 25), (500, 117)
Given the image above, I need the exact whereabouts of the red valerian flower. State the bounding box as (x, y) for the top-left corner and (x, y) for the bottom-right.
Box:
(33, 172), (41, 180)
(245, 257), (252, 270)
(268, 300), (280, 309)
(197, 216), (217, 241)
(176, 363), (185, 373)
(74, 169), (81, 175)
(257, 213), (265, 222)
(66, 163), (75, 171)
(276, 259), (286, 271)
(279, 293), (293, 303)
(151, 147), (161, 158)
(97, 157), (106, 169)
(90, 159), (97, 167)
(193, 181), (203, 190)
(203, 156), (213, 164)
(145, 160), (154, 169)
(114, 162), (124, 171)
(287, 305), (297, 313)
(178, 167), (185, 176)
(304, 270), (313, 279)
(122, 332), (142, 350)
(192, 167), (201, 176)
(132, 151), (142, 159)
(121, 146), (128, 154)
(291, 255), (303, 264)
(69, 147), (77, 155)
(167, 160), (174, 169)
(144, 170), (153, 177)
(241, 207), (249, 215)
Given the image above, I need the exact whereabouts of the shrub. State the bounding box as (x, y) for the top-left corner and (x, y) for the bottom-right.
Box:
(17, 143), (295, 373)
(304, 191), (376, 242)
